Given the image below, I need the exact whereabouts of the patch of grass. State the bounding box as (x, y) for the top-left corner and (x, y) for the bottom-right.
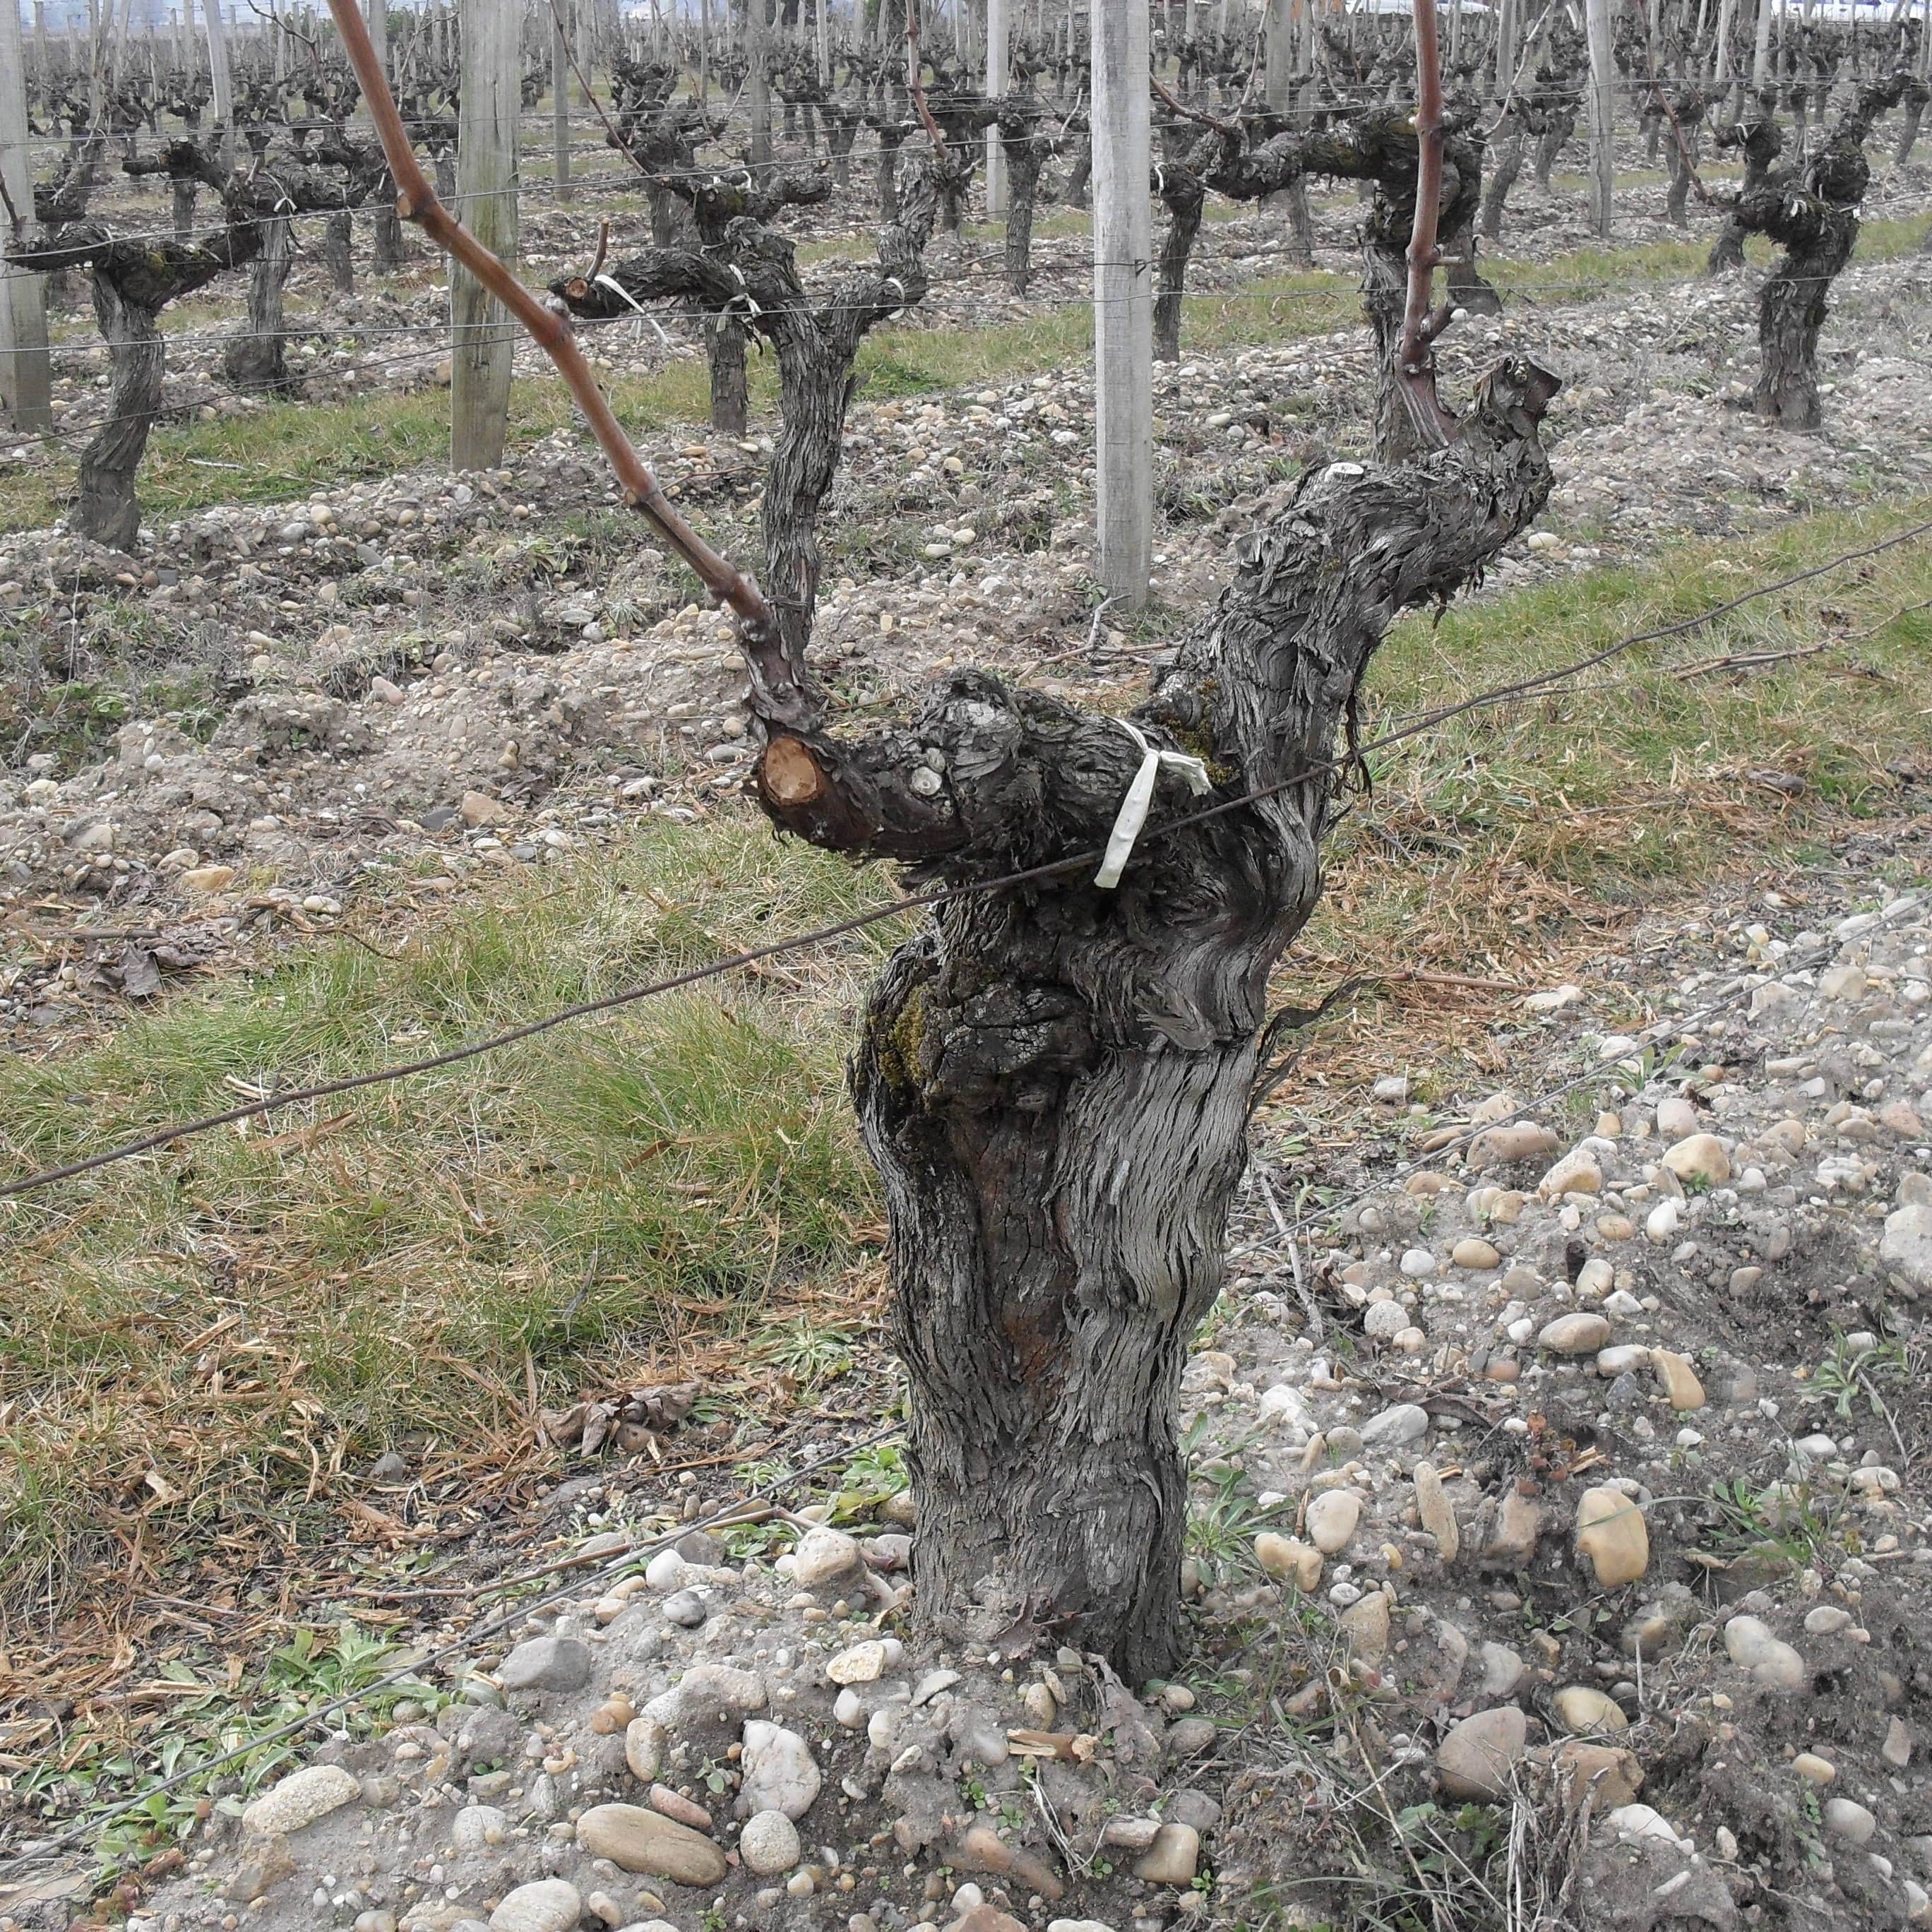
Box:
(0, 817), (906, 1629)
(10, 1621), (443, 1873)
(1810, 1328), (1916, 1424)
(1284, 496), (1932, 991)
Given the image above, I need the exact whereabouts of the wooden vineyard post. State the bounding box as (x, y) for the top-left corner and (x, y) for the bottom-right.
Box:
(1091, 0), (1151, 607)
(553, 0), (573, 205)
(0, 0), (51, 434)
(986, 0), (1009, 216)
(749, 0), (774, 173)
(1264, 0), (1292, 109)
(452, 0), (520, 472)
(1751, 0), (1774, 88)
(1712, 0), (1734, 86)
(1586, 0), (1615, 239)
(203, 0), (234, 171)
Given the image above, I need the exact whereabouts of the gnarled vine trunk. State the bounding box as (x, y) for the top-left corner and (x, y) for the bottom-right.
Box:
(705, 312), (751, 434)
(373, 204), (405, 273)
(1531, 105), (1574, 186)
(1729, 100), (1883, 429)
(876, 121), (905, 222)
(1000, 125), (1051, 296)
(762, 361), (1560, 1673)
(1664, 124), (1695, 223)
(223, 213), (294, 393)
(1153, 158), (1205, 360)
(553, 148), (1558, 1676)
(321, 210), (355, 294)
(75, 281), (165, 551)
(827, 113), (859, 187)
(650, 183), (684, 246)
(1061, 131), (1092, 207)
(15, 220), (261, 549)
(1480, 121), (1525, 239)
(855, 946), (1259, 1677)
(1754, 210), (1849, 429)
(1443, 203), (1503, 316)
(1281, 177), (1318, 268)
(1895, 83), (1928, 163)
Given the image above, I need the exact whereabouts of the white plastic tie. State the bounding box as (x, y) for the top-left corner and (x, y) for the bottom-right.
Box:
(1094, 719), (1210, 891)
(593, 271), (667, 345)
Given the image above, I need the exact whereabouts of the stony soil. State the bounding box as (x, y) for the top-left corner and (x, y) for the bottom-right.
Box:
(4, 822), (1931, 1932)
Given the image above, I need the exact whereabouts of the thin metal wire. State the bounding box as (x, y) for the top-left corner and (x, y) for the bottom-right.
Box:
(1, 515), (1924, 1205)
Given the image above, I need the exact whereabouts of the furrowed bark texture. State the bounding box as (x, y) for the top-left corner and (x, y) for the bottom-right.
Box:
(998, 108), (1053, 296)
(1662, 90), (1705, 225)
(1707, 105), (1781, 271)
(873, 118), (905, 220)
(1153, 153), (1206, 362)
(372, 204), (404, 272)
(1728, 104), (1880, 429)
(1747, 196), (1850, 431)
(1479, 115), (1525, 240)
(224, 212), (294, 392)
(1896, 79), (1928, 164)
(1444, 201), (1503, 316)
(77, 280), (164, 551)
(827, 115), (859, 189)
(321, 209), (355, 293)
(705, 313), (751, 434)
(1282, 177), (1318, 268)
(1531, 100), (1576, 185)
(1061, 131), (1092, 208)
(753, 359), (1558, 1672)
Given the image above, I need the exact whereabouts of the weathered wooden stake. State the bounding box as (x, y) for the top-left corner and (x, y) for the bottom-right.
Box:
(452, 0), (519, 471)
(365, 0), (386, 84)
(1263, 0), (1292, 107)
(1091, 0), (1151, 607)
(1585, 0), (1615, 237)
(0, 0), (51, 434)
(552, 0), (573, 205)
(748, 0), (774, 172)
(1751, 0), (1775, 86)
(203, 0), (234, 170)
(986, 0), (1008, 215)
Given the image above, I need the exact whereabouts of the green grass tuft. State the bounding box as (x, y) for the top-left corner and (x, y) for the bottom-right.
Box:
(0, 818), (905, 1624)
